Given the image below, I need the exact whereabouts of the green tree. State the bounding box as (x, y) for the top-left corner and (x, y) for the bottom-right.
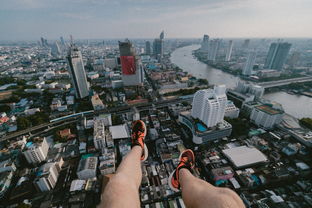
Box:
(0, 105), (11, 113)
(198, 79), (208, 85)
(300, 117), (312, 130)
(17, 117), (32, 130)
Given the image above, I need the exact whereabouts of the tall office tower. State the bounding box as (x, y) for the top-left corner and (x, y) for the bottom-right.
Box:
(200, 34), (209, 54)
(67, 46), (89, 98)
(60, 36), (66, 47)
(119, 40), (144, 86)
(288, 51), (300, 68)
(264, 42), (292, 70)
(145, 41), (151, 55)
(242, 39), (250, 49)
(225, 40), (234, 61)
(207, 39), (220, 62)
(160, 30), (165, 40)
(191, 85), (227, 128)
(40, 37), (48, 47)
(243, 51), (257, 76)
(153, 38), (164, 59)
(51, 41), (62, 57)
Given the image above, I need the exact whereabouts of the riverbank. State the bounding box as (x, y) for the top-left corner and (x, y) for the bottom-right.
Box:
(171, 45), (312, 119)
(193, 48), (306, 83)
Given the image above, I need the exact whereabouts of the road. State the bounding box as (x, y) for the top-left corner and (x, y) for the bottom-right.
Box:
(0, 97), (193, 142)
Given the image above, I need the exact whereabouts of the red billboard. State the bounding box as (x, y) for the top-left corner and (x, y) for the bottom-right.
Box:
(121, 56), (136, 75)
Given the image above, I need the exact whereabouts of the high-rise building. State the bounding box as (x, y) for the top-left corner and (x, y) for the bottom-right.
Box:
(191, 85), (227, 128)
(119, 40), (144, 86)
(207, 39), (220, 62)
(287, 51), (300, 68)
(243, 51), (257, 76)
(34, 162), (60, 192)
(153, 38), (164, 59)
(200, 34), (209, 54)
(145, 41), (151, 55)
(225, 40), (233, 61)
(264, 42), (292, 70)
(23, 137), (49, 164)
(60, 36), (66, 47)
(160, 30), (164, 40)
(51, 41), (62, 57)
(67, 46), (89, 99)
(242, 39), (250, 49)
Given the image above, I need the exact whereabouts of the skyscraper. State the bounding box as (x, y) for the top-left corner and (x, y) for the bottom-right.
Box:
(159, 30), (164, 40)
(191, 85), (227, 128)
(51, 41), (62, 57)
(242, 39), (250, 49)
(119, 40), (144, 86)
(153, 38), (163, 59)
(153, 31), (164, 60)
(60, 36), (66, 47)
(145, 41), (151, 55)
(264, 42), (291, 70)
(225, 40), (233, 61)
(200, 34), (209, 53)
(243, 51), (257, 76)
(207, 39), (220, 62)
(67, 46), (89, 98)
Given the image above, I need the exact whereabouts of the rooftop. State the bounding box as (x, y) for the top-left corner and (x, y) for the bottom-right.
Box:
(255, 104), (284, 115)
(222, 146), (268, 168)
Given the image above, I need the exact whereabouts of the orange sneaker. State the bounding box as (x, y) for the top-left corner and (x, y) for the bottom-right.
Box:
(131, 120), (148, 161)
(168, 149), (195, 192)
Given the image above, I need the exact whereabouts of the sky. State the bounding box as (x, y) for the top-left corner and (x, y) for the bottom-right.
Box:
(1, 0), (312, 40)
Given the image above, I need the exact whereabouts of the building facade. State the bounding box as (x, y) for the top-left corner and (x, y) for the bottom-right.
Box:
(243, 51), (257, 76)
(250, 104), (284, 129)
(23, 137), (49, 164)
(225, 40), (233, 61)
(200, 34), (209, 54)
(67, 46), (89, 98)
(191, 85), (227, 128)
(264, 42), (292, 70)
(119, 40), (144, 86)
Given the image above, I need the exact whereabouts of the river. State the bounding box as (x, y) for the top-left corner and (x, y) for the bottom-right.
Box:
(170, 45), (312, 119)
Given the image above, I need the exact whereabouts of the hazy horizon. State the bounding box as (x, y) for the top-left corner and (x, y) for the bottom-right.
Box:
(1, 0), (312, 41)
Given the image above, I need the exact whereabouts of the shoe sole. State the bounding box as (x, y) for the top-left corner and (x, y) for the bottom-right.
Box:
(168, 170), (180, 192)
(178, 149), (195, 168)
(141, 121), (148, 162)
(168, 150), (195, 192)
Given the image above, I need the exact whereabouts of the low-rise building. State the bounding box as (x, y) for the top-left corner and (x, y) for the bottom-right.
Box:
(250, 104), (284, 129)
(77, 157), (98, 180)
(91, 94), (105, 110)
(225, 101), (240, 118)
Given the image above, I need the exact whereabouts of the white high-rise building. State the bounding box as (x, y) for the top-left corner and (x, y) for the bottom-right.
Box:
(191, 85), (227, 128)
(67, 46), (89, 99)
(23, 137), (49, 164)
(200, 34), (209, 53)
(243, 51), (257, 76)
(34, 162), (61, 192)
(207, 39), (220, 62)
(225, 40), (233, 61)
